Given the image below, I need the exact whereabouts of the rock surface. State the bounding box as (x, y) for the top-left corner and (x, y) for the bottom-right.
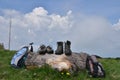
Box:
(25, 52), (89, 73)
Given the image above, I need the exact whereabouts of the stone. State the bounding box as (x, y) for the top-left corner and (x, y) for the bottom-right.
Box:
(25, 52), (89, 73)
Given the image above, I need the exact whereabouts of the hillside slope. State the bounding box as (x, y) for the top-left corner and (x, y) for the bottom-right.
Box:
(0, 50), (120, 80)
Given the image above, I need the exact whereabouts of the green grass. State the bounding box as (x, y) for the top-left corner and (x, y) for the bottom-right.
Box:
(0, 50), (120, 80)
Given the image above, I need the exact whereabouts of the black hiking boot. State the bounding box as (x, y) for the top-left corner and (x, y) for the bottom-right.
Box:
(38, 44), (47, 55)
(55, 42), (63, 55)
(65, 40), (72, 56)
(46, 46), (54, 54)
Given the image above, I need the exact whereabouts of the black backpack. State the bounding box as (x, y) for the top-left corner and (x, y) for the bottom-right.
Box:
(86, 55), (105, 78)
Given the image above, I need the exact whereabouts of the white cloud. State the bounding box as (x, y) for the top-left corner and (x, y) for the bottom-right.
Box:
(24, 7), (51, 29)
(0, 7), (120, 57)
(113, 19), (120, 31)
(49, 12), (73, 30)
(32, 7), (48, 16)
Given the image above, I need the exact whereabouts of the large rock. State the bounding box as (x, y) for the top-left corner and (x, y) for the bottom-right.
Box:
(25, 52), (88, 73)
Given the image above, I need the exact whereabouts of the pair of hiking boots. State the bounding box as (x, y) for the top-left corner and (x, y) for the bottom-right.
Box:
(55, 40), (72, 56)
(38, 40), (72, 55)
(38, 45), (54, 54)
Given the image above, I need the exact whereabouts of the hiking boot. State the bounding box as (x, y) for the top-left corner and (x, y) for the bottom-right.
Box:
(55, 42), (63, 55)
(38, 45), (46, 55)
(46, 46), (54, 54)
(65, 40), (72, 56)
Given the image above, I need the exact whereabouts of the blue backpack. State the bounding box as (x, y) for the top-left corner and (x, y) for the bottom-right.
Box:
(11, 46), (29, 68)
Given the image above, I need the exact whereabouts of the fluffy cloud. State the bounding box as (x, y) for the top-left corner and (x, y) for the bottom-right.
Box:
(0, 7), (73, 49)
(0, 7), (120, 57)
(113, 19), (120, 31)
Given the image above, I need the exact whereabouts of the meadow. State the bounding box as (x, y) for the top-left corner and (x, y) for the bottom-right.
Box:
(0, 49), (120, 80)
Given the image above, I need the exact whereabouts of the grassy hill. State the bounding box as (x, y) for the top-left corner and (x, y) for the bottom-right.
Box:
(0, 50), (120, 80)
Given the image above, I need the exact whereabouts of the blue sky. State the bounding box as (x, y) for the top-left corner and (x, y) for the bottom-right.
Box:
(0, 0), (120, 57)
